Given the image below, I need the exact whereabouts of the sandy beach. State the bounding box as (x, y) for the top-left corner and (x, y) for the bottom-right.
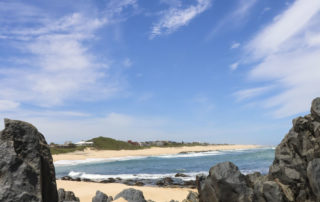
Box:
(57, 180), (196, 202)
(53, 144), (261, 162)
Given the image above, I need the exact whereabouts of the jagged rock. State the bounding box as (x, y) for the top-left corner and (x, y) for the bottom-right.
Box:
(58, 188), (80, 202)
(307, 158), (320, 200)
(114, 188), (146, 202)
(311, 97), (320, 119)
(92, 190), (112, 202)
(198, 161), (254, 202)
(198, 98), (320, 202)
(262, 181), (284, 202)
(182, 191), (199, 202)
(0, 119), (58, 202)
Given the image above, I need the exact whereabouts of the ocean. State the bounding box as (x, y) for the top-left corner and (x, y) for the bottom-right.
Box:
(54, 147), (275, 183)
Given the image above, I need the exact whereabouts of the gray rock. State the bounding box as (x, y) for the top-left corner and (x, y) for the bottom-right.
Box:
(307, 159), (320, 200)
(262, 181), (284, 202)
(0, 119), (58, 202)
(58, 188), (80, 202)
(311, 97), (320, 119)
(114, 188), (146, 202)
(198, 161), (254, 202)
(182, 191), (199, 202)
(92, 190), (109, 202)
(197, 98), (320, 202)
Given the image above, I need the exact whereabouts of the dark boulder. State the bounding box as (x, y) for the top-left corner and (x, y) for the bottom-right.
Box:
(92, 190), (113, 202)
(0, 119), (58, 202)
(175, 173), (189, 177)
(114, 188), (146, 202)
(198, 98), (320, 202)
(58, 188), (80, 202)
(198, 161), (254, 202)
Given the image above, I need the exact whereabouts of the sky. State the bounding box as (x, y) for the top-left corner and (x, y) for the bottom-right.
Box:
(1, 0), (320, 145)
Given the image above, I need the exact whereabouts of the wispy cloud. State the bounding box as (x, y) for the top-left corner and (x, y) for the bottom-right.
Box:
(233, 86), (273, 101)
(0, 100), (20, 111)
(0, 2), (134, 107)
(206, 0), (256, 40)
(230, 62), (239, 71)
(150, 0), (211, 39)
(237, 0), (320, 118)
(230, 42), (241, 49)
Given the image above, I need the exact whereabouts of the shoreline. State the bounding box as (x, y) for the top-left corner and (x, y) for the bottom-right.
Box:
(53, 144), (263, 162)
(57, 180), (196, 202)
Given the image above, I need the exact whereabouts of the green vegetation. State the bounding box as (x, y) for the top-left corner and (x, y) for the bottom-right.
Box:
(89, 136), (143, 150)
(50, 146), (87, 155)
(50, 136), (212, 155)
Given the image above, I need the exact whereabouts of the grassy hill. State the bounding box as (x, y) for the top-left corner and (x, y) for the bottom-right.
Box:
(89, 136), (142, 150)
(50, 136), (143, 155)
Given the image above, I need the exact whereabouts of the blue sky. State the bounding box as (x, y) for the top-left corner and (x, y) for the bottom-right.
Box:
(1, 0), (320, 145)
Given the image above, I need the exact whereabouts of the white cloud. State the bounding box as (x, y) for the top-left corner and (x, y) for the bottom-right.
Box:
(238, 0), (320, 118)
(150, 0), (211, 38)
(0, 100), (20, 111)
(230, 62), (239, 71)
(206, 0), (256, 40)
(246, 0), (320, 58)
(123, 58), (133, 68)
(0, 112), (169, 143)
(233, 86), (273, 101)
(231, 42), (241, 49)
(0, 2), (133, 107)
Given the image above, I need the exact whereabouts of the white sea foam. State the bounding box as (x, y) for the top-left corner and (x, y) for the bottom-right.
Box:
(68, 171), (208, 181)
(156, 151), (223, 158)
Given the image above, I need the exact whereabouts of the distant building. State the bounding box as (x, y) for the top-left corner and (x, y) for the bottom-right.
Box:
(75, 140), (94, 146)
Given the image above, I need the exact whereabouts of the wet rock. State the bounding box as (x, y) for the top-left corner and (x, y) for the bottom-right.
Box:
(100, 178), (116, 183)
(175, 173), (189, 177)
(0, 119), (58, 202)
(114, 188), (146, 202)
(61, 176), (73, 181)
(134, 181), (145, 186)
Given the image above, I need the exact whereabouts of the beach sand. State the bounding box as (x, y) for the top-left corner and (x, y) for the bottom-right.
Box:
(53, 144), (261, 162)
(57, 180), (196, 202)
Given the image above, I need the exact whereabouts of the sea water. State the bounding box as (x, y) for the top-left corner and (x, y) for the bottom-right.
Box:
(54, 147), (275, 181)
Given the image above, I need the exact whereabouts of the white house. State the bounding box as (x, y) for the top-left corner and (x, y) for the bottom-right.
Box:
(75, 140), (94, 146)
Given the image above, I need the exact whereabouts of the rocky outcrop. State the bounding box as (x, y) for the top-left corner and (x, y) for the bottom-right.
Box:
(0, 119), (58, 202)
(114, 188), (146, 202)
(58, 188), (80, 202)
(92, 190), (113, 202)
(182, 191), (199, 202)
(198, 97), (320, 202)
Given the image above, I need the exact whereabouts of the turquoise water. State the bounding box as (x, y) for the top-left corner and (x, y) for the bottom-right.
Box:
(54, 147), (275, 181)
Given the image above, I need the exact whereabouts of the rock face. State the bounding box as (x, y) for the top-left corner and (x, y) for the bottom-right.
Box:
(0, 119), (58, 202)
(58, 188), (80, 202)
(198, 97), (320, 202)
(114, 188), (146, 202)
(182, 191), (199, 202)
(92, 190), (113, 202)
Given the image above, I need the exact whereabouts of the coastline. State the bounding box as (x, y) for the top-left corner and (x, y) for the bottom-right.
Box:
(57, 180), (196, 202)
(53, 144), (262, 162)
